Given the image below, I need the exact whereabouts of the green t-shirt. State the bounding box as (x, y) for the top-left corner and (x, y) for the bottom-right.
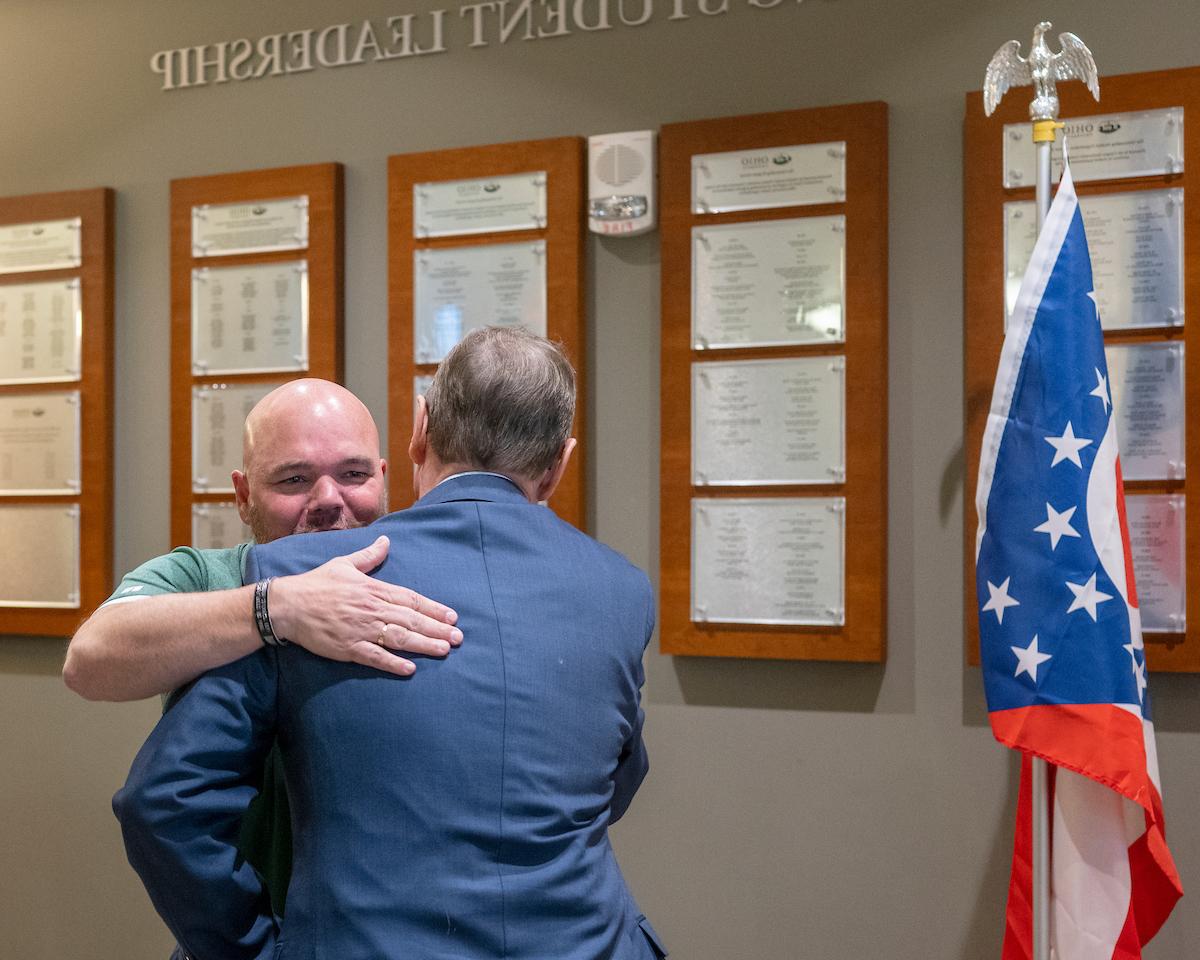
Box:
(106, 544), (292, 917)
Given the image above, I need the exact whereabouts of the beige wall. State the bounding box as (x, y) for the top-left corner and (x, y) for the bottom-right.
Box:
(0, 1), (1196, 957)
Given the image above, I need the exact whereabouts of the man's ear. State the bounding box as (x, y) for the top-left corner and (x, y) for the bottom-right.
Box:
(535, 438), (576, 503)
(408, 395), (429, 467)
(379, 458), (388, 479)
(232, 470), (252, 525)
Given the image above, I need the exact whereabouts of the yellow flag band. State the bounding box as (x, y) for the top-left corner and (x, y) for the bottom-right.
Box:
(1032, 119), (1066, 143)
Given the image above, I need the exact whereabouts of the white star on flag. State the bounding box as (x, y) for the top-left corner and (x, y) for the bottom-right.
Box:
(1034, 503), (1081, 550)
(1123, 641), (1149, 702)
(1044, 421), (1092, 468)
(1012, 634), (1052, 682)
(1089, 368), (1111, 413)
(1066, 572), (1114, 621)
(982, 577), (1020, 624)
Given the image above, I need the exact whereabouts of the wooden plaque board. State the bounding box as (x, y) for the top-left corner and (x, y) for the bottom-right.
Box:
(965, 67), (1200, 672)
(387, 138), (586, 528)
(659, 103), (889, 661)
(170, 164), (343, 547)
(0, 188), (114, 637)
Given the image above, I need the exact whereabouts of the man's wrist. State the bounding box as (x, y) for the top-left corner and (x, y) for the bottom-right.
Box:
(253, 578), (289, 647)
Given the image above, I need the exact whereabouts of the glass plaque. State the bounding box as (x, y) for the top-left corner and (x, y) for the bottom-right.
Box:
(693, 216), (845, 348)
(414, 375), (435, 415)
(1105, 341), (1185, 480)
(1125, 494), (1186, 633)
(692, 497), (844, 625)
(0, 278), (82, 383)
(192, 196), (309, 257)
(414, 171), (547, 238)
(414, 241), (547, 364)
(0, 504), (80, 607)
(192, 260), (309, 375)
(1004, 108), (1184, 187)
(192, 381), (281, 493)
(692, 357), (845, 485)
(0, 218), (82, 274)
(1005, 190), (1184, 330)
(692, 142), (846, 213)
(0, 391), (80, 495)
(192, 502), (252, 549)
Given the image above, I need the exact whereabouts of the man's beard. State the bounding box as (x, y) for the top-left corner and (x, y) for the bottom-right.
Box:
(247, 490), (387, 544)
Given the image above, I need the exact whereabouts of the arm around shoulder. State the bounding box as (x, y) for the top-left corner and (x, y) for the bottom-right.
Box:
(64, 586), (262, 701)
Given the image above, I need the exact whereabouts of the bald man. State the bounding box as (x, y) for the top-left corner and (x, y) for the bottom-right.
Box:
(65, 379), (461, 915)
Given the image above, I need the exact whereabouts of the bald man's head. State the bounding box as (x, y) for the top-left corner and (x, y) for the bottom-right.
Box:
(232, 379), (387, 543)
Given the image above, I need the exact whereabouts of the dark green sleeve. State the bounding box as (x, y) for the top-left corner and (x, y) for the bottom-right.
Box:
(237, 744), (292, 918)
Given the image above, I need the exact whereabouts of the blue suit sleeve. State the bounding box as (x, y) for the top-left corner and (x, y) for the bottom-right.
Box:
(113, 649), (280, 960)
(610, 576), (654, 823)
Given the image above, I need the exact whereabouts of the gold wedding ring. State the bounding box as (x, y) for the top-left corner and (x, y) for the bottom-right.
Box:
(377, 622), (390, 645)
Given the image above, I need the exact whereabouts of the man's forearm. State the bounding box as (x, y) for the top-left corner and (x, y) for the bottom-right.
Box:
(64, 588), (260, 701)
(65, 537), (464, 701)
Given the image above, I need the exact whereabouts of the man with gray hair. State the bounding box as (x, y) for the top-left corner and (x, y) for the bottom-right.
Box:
(116, 327), (666, 960)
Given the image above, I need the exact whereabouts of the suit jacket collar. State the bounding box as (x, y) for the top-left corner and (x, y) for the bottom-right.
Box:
(413, 472), (529, 508)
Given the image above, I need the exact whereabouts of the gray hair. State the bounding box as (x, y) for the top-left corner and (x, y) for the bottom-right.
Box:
(424, 326), (576, 479)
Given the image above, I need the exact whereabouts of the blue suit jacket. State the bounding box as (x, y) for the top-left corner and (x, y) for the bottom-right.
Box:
(115, 475), (665, 960)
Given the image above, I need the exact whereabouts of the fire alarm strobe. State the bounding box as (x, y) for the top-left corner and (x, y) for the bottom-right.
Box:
(588, 130), (656, 236)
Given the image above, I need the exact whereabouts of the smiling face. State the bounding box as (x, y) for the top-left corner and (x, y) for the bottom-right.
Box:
(232, 380), (387, 544)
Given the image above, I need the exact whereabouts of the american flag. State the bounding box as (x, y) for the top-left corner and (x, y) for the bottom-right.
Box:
(974, 155), (1182, 959)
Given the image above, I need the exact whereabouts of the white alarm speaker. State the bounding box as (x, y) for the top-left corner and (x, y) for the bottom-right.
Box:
(588, 130), (656, 236)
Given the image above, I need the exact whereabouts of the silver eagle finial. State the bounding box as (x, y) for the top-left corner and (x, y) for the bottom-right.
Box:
(984, 21), (1099, 120)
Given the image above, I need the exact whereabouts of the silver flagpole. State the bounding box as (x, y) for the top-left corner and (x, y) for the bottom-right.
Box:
(983, 21), (1099, 960)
